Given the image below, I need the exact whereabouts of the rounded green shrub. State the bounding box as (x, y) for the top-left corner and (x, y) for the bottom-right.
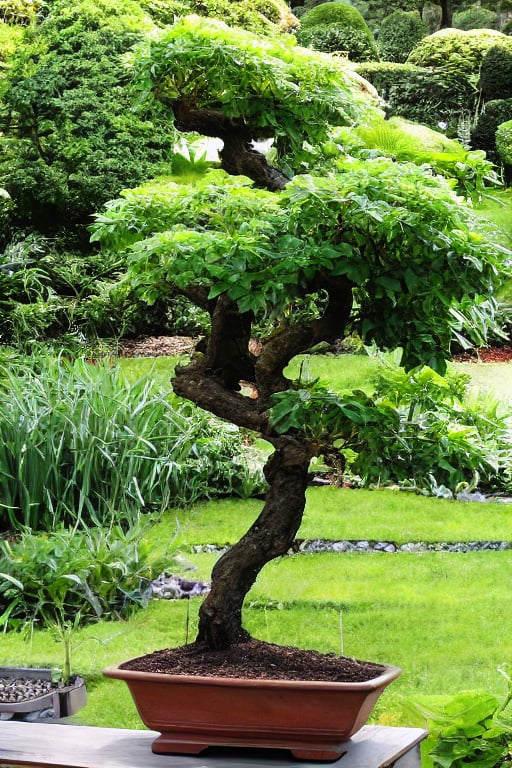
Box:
(407, 27), (509, 78)
(299, 0), (370, 29)
(378, 10), (426, 63)
(479, 43), (512, 101)
(141, 0), (298, 34)
(296, 21), (379, 59)
(453, 6), (498, 30)
(297, 1), (378, 60)
(471, 98), (512, 158)
(496, 119), (512, 181)
(0, 0), (175, 235)
(503, 18), (512, 35)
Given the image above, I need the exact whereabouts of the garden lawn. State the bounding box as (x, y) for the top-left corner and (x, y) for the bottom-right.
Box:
(4, 487), (512, 730)
(3, 355), (512, 731)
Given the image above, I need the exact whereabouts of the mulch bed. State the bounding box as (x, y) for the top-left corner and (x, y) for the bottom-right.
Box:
(452, 345), (512, 363)
(119, 336), (512, 364)
(120, 640), (385, 683)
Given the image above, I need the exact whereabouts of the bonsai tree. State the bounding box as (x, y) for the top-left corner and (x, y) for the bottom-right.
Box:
(92, 17), (510, 651)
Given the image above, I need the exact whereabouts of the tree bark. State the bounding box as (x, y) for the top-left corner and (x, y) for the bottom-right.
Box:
(220, 133), (289, 191)
(439, 0), (452, 27)
(196, 437), (313, 649)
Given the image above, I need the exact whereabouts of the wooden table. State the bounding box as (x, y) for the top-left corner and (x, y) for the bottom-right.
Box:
(0, 722), (427, 768)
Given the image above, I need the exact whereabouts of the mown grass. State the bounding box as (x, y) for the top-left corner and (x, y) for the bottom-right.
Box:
(4, 486), (512, 730)
(163, 488), (512, 551)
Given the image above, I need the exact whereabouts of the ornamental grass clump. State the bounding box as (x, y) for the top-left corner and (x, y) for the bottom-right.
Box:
(0, 353), (265, 532)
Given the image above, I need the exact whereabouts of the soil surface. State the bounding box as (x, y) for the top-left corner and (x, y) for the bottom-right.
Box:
(120, 336), (512, 363)
(452, 345), (512, 363)
(118, 335), (196, 357)
(120, 640), (386, 683)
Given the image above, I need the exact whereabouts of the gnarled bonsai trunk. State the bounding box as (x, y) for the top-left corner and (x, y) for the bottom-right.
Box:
(196, 437), (313, 649)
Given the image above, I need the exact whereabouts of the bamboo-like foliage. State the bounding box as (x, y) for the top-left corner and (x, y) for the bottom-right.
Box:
(0, 354), (263, 531)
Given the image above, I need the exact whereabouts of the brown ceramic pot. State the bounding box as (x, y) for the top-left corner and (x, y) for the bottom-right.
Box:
(103, 660), (401, 761)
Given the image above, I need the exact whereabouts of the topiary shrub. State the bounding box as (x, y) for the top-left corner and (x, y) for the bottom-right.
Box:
(0, 0), (175, 237)
(355, 61), (477, 136)
(297, 1), (378, 60)
(496, 118), (512, 182)
(377, 10), (427, 63)
(407, 27), (509, 79)
(141, 0), (298, 34)
(296, 21), (379, 59)
(453, 6), (498, 30)
(299, 0), (370, 29)
(496, 119), (512, 163)
(471, 98), (512, 159)
(479, 43), (512, 101)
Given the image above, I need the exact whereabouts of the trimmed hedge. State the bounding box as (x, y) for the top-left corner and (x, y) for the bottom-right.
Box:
(479, 44), (512, 101)
(355, 61), (477, 136)
(378, 10), (427, 63)
(296, 22), (379, 60)
(471, 99), (512, 159)
(496, 119), (512, 182)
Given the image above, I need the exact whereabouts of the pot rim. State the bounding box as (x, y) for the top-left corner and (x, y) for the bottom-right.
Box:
(103, 660), (401, 690)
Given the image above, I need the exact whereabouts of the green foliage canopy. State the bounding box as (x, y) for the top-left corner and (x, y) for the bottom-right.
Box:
(407, 27), (510, 79)
(92, 159), (510, 373)
(132, 16), (379, 162)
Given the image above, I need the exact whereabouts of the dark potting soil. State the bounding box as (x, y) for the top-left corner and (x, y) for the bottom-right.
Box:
(120, 639), (386, 683)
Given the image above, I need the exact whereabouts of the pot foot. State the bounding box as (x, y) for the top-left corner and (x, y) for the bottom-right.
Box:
(151, 735), (207, 755)
(291, 747), (345, 762)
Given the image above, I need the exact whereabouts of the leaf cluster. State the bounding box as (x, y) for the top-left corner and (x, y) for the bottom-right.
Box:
(330, 116), (499, 200)
(410, 668), (512, 768)
(92, 157), (510, 374)
(268, 361), (512, 493)
(0, 522), (173, 630)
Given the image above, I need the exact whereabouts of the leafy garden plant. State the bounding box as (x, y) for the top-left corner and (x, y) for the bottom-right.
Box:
(0, 353), (265, 532)
(409, 666), (512, 768)
(0, 521), (173, 630)
(92, 17), (511, 651)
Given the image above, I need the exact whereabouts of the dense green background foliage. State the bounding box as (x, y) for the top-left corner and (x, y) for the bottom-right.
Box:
(0, 0), (175, 237)
(479, 43), (512, 101)
(377, 10), (427, 62)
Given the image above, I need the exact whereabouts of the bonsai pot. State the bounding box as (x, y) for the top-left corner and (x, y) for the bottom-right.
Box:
(104, 659), (401, 761)
(0, 667), (87, 720)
